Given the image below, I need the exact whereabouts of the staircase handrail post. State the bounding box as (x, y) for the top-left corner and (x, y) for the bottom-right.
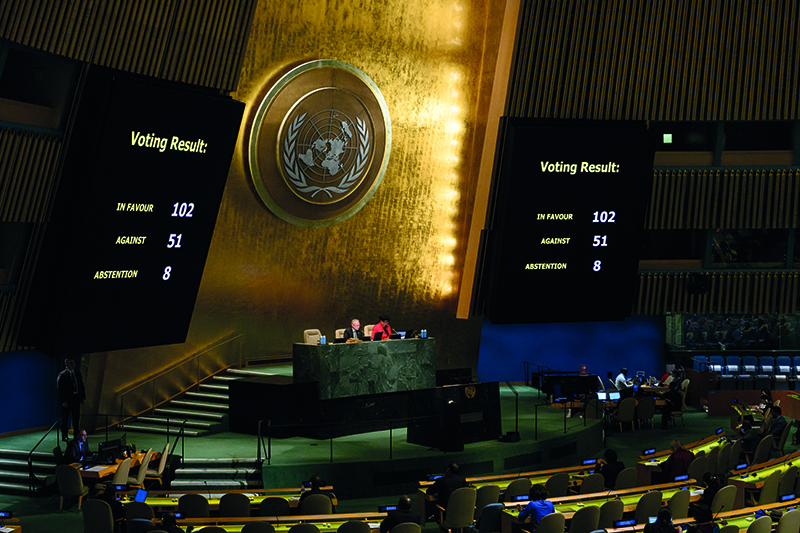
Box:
(28, 419), (62, 494)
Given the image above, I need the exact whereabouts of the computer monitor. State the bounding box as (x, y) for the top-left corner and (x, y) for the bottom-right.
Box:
(597, 391), (608, 401)
(608, 391), (621, 401)
(98, 433), (127, 463)
(134, 489), (148, 503)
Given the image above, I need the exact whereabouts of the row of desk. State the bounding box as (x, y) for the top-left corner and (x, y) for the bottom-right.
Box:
(121, 487), (337, 513)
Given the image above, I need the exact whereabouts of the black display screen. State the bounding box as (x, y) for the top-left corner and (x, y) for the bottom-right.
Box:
(480, 119), (653, 324)
(21, 70), (244, 355)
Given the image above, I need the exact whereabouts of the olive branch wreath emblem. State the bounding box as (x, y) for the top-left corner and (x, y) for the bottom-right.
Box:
(282, 113), (370, 198)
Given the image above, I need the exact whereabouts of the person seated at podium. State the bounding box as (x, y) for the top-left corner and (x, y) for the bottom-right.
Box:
(298, 474), (336, 509)
(659, 440), (694, 482)
(595, 448), (625, 489)
(380, 495), (421, 533)
(426, 463), (468, 510)
(65, 428), (91, 464)
(343, 318), (365, 341)
(371, 315), (393, 340)
(615, 368), (634, 398)
(517, 484), (554, 532)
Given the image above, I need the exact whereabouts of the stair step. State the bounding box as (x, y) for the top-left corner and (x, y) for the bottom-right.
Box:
(154, 408), (225, 420)
(0, 481), (31, 494)
(118, 424), (204, 437)
(200, 383), (229, 392)
(175, 467), (257, 478)
(0, 458), (55, 472)
(225, 368), (280, 377)
(170, 479), (259, 489)
(186, 391), (229, 401)
(169, 400), (228, 411)
(0, 449), (55, 461)
(135, 417), (217, 429)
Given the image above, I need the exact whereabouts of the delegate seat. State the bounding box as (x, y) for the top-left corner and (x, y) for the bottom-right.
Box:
(437, 486), (476, 533)
(337, 522), (371, 533)
(751, 435), (775, 465)
(391, 524), (422, 533)
(775, 356), (792, 390)
(597, 499), (623, 530)
(578, 473), (605, 495)
(127, 448), (152, 490)
(473, 484), (500, 520)
(614, 467), (638, 490)
(178, 493), (210, 518)
(55, 464), (89, 510)
(301, 493), (333, 515)
(503, 478), (531, 501)
(635, 396), (656, 429)
(82, 499), (115, 533)
(776, 509), (800, 533)
(259, 496), (291, 516)
(288, 526), (320, 533)
(746, 516), (772, 533)
(535, 513), (566, 533)
(303, 329), (322, 344)
(778, 465), (798, 498)
(242, 524), (277, 533)
(219, 492), (252, 517)
(145, 442), (170, 488)
(473, 503), (504, 533)
(634, 491), (662, 524)
(670, 390), (687, 428)
(668, 488), (690, 520)
(711, 485), (737, 515)
(568, 505), (600, 533)
(545, 473), (570, 498)
(747, 469), (780, 507)
(613, 397), (637, 432)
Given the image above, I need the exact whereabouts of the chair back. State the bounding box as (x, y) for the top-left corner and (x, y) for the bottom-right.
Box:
(242, 523), (277, 533)
(776, 421), (792, 454)
(616, 397), (636, 423)
(746, 515), (773, 533)
(711, 485), (737, 515)
(668, 488), (690, 519)
(112, 457), (132, 485)
(220, 492), (252, 517)
(335, 328), (346, 339)
(705, 447), (720, 477)
(152, 441), (170, 476)
(536, 512), (566, 533)
(178, 493), (210, 518)
(758, 469), (781, 505)
(598, 499), (623, 530)
(196, 528), (226, 533)
(391, 524), (422, 533)
(301, 493), (333, 515)
(304, 329), (322, 344)
(568, 505), (600, 533)
(686, 456), (707, 483)
(55, 463), (84, 496)
(716, 442), (731, 477)
(718, 525), (740, 533)
(545, 472), (570, 497)
(614, 467), (638, 490)
(728, 439), (744, 471)
(474, 484), (501, 520)
(635, 397), (656, 428)
(503, 478), (531, 501)
(132, 448), (153, 486)
(364, 325), (374, 337)
(777, 509), (800, 533)
(579, 473), (605, 495)
(753, 435), (775, 465)
(634, 491), (662, 524)
(337, 521), (371, 533)
(124, 500), (155, 520)
(476, 503), (504, 533)
(443, 487), (477, 529)
(128, 518), (157, 533)
(584, 399), (604, 420)
(289, 525), (320, 533)
(82, 499), (115, 533)
(779, 465), (798, 497)
(682, 379), (690, 391)
(259, 496), (291, 516)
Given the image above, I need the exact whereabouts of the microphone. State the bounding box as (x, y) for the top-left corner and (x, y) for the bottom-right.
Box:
(204, 480), (211, 502)
(713, 504), (726, 526)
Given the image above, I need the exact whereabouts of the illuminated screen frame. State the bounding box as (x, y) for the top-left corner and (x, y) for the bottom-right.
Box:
(21, 69), (244, 355)
(480, 118), (653, 324)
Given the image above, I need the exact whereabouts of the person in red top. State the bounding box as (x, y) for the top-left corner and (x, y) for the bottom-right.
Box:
(371, 315), (393, 340)
(660, 440), (694, 481)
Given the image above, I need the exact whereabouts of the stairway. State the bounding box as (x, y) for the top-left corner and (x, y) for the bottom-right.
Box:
(120, 367), (280, 437)
(0, 448), (56, 496)
(170, 457), (262, 491)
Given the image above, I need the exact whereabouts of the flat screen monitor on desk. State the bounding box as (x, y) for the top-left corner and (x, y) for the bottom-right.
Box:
(597, 392), (608, 401)
(98, 433), (127, 463)
(608, 391), (621, 401)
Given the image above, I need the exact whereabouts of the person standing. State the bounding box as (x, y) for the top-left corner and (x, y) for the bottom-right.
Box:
(343, 318), (364, 341)
(57, 357), (85, 442)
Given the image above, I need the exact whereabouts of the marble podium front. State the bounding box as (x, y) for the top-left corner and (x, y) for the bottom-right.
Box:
(293, 338), (436, 399)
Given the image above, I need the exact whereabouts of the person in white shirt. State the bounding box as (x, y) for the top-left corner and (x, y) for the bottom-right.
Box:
(615, 368), (633, 398)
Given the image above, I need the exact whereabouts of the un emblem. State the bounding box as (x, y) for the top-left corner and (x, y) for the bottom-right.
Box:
(248, 60), (391, 227)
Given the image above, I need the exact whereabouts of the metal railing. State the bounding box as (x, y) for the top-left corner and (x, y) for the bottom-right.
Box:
(27, 419), (61, 494)
(118, 335), (243, 424)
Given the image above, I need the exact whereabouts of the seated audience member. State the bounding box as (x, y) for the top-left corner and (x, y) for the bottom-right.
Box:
(371, 315), (393, 340)
(380, 495), (421, 533)
(343, 318), (364, 341)
(660, 440), (694, 481)
(517, 484), (554, 532)
(595, 448), (625, 489)
(660, 373), (683, 429)
(738, 419), (760, 462)
(160, 512), (185, 533)
(426, 463), (468, 510)
(298, 474), (336, 508)
(65, 428), (91, 464)
(644, 508), (682, 533)
(615, 368), (633, 398)
(691, 474), (721, 516)
(686, 504), (719, 533)
(766, 405), (787, 441)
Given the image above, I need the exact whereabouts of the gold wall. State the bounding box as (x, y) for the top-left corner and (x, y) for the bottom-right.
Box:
(93, 0), (512, 415)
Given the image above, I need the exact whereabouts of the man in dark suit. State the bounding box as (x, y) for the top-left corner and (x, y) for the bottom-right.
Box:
(380, 495), (421, 533)
(65, 428), (91, 464)
(298, 474), (336, 510)
(426, 463), (468, 509)
(57, 357), (86, 442)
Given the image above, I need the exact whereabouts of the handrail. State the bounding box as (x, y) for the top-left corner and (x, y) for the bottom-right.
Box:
(257, 413), (454, 465)
(28, 419), (61, 494)
(119, 335), (243, 426)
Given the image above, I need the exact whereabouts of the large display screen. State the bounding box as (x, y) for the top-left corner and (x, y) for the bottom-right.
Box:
(479, 119), (653, 324)
(21, 69), (244, 355)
